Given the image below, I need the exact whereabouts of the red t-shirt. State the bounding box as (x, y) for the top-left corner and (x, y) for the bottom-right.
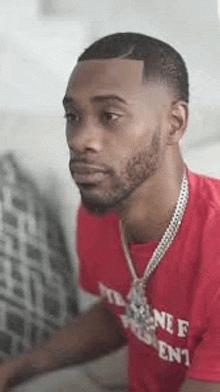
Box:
(76, 171), (220, 392)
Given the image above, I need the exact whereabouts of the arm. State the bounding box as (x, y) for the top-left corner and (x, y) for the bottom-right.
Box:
(180, 379), (220, 391)
(0, 299), (127, 391)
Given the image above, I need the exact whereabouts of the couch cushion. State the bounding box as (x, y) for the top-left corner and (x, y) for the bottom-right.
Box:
(0, 153), (78, 360)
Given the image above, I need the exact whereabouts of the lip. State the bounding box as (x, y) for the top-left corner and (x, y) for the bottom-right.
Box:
(70, 164), (109, 184)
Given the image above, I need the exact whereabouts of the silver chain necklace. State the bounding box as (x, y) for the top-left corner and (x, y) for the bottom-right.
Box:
(119, 171), (189, 348)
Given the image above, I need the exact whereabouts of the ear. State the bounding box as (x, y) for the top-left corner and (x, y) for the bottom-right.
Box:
(166, 101), (189, 145)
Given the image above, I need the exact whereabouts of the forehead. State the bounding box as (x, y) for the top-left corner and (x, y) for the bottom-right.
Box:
(68, 59), (144, 92)
(65, 58), (171, 107)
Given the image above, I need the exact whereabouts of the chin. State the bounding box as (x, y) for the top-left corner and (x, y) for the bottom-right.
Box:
(81, 195), (115, 216)
(82, 202), (113, 216)
(79, 183), (130, 215)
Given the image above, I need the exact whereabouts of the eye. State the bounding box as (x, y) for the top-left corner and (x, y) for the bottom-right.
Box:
(103, 112), (122, 123)
(64, 112), (80, 124)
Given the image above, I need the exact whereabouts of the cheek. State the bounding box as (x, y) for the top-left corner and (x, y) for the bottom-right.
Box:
(124, 115), (159, 151)
(133, 120), (149, 136)
(124, 119), (149, 139)
(103, 117), (155, 168)
(108, 143), (135, 167)
(106, 135), (149, 174)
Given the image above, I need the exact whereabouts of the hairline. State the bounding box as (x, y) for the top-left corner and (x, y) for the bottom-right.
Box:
(77, 55), (180, 102)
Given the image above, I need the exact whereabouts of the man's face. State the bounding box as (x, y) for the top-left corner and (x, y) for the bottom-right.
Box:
(63, 58), (172, 214)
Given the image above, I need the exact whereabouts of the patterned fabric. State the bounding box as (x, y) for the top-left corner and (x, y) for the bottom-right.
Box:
(0, 153), (78, 360)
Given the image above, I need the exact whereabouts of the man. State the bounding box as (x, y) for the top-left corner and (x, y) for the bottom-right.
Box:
(1, 32), (220, 392)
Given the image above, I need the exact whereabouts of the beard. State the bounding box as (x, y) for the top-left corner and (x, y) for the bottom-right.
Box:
(78, 128), (162, 215)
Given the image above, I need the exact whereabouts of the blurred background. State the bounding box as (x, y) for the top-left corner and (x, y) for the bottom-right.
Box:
(1, 0), (220, 305)
(0, 1), (220, 391)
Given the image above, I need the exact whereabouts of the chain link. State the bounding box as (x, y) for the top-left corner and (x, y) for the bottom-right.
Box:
(120, 171), (189, 285)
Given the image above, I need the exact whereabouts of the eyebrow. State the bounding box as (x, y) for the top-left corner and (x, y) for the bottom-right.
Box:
(91, 94), (128, 105)
(62, 94), (128, 107)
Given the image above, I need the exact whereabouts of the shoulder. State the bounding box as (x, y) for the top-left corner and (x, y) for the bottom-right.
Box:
(188, 171), (220, 282)
(188, 170), (220, 221)
(189, 170), (220, 201)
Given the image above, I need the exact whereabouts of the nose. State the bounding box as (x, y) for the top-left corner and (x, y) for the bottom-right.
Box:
(66, 118), (103, 155)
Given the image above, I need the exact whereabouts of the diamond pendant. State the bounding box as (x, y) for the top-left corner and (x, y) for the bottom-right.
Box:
(125, 280), (158, 348)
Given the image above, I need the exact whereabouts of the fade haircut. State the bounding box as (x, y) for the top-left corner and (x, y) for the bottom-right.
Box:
(78, 32), (189, 103)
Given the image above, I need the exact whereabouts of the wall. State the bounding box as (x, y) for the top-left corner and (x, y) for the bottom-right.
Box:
(1, 0), (220, 309)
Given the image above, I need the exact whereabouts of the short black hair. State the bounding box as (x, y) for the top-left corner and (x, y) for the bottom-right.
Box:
(78, 32), (189, 103)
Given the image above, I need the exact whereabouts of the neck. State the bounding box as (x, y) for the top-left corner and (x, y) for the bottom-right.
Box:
(117, 150), (186, 243)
